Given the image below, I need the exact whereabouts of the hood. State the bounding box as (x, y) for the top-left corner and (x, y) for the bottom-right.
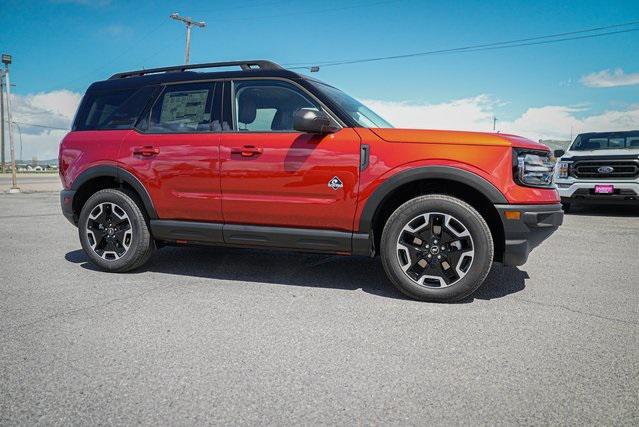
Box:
(562, 148), (639, 159)
(370, 128), (549, 151)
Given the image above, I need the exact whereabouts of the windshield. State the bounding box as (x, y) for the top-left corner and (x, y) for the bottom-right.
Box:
(570, 131), (639, 151)
(311, 81), (393, 128)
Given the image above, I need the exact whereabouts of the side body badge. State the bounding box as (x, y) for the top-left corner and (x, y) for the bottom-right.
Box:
(328, 176), (343, 190)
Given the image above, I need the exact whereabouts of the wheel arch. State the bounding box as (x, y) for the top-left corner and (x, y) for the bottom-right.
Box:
(71, 165), (158, 221)
(360, 166), (507, 262)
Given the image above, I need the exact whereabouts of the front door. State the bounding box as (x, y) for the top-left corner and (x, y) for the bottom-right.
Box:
(118, 81), (223, 222)
(219, 79), (360, 231)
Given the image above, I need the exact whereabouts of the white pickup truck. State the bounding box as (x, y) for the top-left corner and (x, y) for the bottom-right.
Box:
(554, 131), (639, 211)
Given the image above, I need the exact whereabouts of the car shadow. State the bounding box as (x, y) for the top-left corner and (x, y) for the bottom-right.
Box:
(65, 247), (528, 302)
(566, 204), (639, 217)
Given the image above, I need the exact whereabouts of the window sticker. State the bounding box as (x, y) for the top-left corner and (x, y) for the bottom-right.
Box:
(159, 90), (209, 125)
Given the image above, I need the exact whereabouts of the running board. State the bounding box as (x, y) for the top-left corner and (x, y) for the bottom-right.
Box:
(150, 220), (371, 255)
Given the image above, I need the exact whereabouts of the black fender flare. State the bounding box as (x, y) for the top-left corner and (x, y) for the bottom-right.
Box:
(71, 165), (158, 219)
(358, 165), (508, 232)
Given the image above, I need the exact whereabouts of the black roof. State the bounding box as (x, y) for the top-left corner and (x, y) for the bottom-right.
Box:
(80, 59), (358, 127)
(89, 60), (308, 92)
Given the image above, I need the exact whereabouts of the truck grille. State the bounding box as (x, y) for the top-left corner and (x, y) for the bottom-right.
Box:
(573, 159), (639, 179)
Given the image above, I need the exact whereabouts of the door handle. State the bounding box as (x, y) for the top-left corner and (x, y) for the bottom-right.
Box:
(133, 146), (160, 157)
(231, 145), (263, 157)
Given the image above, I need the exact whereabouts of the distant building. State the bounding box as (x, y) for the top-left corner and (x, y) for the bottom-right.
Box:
(6, 161), (58, 172)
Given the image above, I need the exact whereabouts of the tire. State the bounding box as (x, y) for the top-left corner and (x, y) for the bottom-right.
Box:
(561, 201), (571, 213)
(78, 188), (155, 272)
(380, 194), (494, 302)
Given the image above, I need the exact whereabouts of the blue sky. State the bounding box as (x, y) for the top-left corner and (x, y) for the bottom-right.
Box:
(1, 0), (639, 159)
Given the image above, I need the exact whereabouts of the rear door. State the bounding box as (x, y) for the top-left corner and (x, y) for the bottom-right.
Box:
(118, 81), (223, 221)
(219, 79), (361, 231)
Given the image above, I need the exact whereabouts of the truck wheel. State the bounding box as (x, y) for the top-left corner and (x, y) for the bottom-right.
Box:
(78, 189), (155, 272)
(380, 194), (494, 302)
(561, 201), (571, 213)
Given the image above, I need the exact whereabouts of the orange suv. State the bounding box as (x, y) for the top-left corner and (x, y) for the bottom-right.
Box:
(59, 60), (563, 301)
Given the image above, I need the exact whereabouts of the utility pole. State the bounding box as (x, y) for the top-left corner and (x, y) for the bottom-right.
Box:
(170, 13), (206, 64)
(13, 121), (22, 161)
(1, 69), (5, 173)
(492, 116), (498, 131)
(2, 53), (19, 193)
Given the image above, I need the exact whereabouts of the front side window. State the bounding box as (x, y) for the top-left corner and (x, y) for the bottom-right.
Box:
(147, 82), (220, 133)
(233, 80), (322, 132)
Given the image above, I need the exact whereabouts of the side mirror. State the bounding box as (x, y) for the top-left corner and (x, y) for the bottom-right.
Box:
(293, 109), (334, 134)
(553, 149), (565, 158)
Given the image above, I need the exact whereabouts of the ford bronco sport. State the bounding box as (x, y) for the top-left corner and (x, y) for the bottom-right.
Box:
(554, 131), (639, 211)
(59, 60), (563, 302)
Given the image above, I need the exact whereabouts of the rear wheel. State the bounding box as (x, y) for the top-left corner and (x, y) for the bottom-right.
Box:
(381, 194), (493, 302)
(78, 189), (155, 272)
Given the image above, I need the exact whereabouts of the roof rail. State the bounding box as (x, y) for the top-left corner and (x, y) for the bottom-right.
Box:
(108, 60), (283, 79)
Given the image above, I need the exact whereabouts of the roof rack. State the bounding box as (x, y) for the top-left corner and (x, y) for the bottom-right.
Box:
(108, 60), (283, 80)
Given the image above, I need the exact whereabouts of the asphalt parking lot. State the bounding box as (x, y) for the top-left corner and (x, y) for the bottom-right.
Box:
(1, 191), (638, 425)
(0, 173), (62, 193)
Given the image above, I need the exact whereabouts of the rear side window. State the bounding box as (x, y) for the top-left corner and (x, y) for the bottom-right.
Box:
(145, 82), (221, 133)
(73, 86), (157, 131)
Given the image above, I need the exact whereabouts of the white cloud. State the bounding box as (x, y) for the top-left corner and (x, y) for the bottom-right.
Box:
(5, 90), (81, 160)
(581, 68), (639, 88)
(500, 105), (639, 141)
(363, 95), (496, 132)
(366, 96), (639, 142)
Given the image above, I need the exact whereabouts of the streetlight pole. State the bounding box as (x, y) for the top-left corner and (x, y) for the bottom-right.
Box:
(2, 53), (19, 193)
(185, 22), (191, 64)
(170, 13), (206, 64)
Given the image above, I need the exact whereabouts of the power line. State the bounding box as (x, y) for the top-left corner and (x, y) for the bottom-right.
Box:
(133, 0), (400, 70)
(55, 16), (639, 86)
(4, 120), (69, 131)
(57, 21), (168, 89)
(59, 0), (401, 81)
(287, 20), (639, 70)
(284, 19), (639, 66)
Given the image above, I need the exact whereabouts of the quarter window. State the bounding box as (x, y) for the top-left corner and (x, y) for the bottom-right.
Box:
(234, 80), (322, 132)
(74, 87), (157, 131)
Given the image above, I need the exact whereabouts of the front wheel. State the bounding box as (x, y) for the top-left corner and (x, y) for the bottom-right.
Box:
(78, 189), (155, 272)
(380, 194), (494, 302)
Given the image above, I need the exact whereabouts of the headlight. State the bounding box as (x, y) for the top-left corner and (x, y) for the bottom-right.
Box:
(557, 161), (572, 178)
(513, 149), (555, 188)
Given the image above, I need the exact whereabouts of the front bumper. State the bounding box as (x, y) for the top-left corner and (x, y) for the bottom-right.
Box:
(496, 203), (563, 266)
(60, 190), (77, 225)
(556, 180), (639, 205)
